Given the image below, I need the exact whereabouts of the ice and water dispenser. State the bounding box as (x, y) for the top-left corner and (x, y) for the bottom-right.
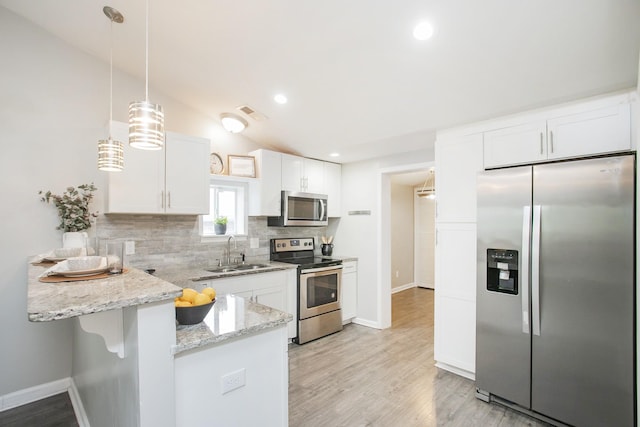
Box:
(486, 249), (519, 294)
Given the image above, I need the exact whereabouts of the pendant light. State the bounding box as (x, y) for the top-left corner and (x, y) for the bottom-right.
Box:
(98, 6), (124, 172)
(417, 169), (436, 199)
(129, 0), (165, 150)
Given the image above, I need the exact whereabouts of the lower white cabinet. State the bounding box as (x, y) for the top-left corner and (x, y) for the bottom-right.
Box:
(195, 269), (297, 339)
(341, 261), (357, 322)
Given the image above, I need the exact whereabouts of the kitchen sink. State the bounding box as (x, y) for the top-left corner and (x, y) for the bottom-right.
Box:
(205, 264), (270, 273)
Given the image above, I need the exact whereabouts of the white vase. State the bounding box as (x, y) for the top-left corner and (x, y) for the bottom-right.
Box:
(63, 231), (88, 250)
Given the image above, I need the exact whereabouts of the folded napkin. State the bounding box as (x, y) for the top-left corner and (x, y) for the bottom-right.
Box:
(40, 257), (107, 278)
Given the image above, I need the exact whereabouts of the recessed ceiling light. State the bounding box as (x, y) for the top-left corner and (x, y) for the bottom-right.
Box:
(413, 21), (434, 41)
(274, 94), (288, 104)
(329, 152), (340, 157)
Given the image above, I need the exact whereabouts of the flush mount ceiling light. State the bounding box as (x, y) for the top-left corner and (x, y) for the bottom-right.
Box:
(413, 21), (434, 41)
(329, 152), (340, 158)
(129, 0), (164, 150)
(220, 113), (248, 133)
(417, 169), (436, 199)
(98, 6), (124, 172)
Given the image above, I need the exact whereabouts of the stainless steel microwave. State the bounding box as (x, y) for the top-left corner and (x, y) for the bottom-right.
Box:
(267, 191), (328, 227)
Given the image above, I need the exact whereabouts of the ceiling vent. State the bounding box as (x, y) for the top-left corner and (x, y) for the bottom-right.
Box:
(236, 104), (267, 121)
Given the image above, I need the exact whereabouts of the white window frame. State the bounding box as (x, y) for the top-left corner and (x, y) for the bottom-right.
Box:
(200, 176), (250, 241)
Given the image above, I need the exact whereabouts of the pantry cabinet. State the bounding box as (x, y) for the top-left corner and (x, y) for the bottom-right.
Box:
(484, 98), (632, 169)
(248, 149), (282, 216)
(106, 121), (209, 214)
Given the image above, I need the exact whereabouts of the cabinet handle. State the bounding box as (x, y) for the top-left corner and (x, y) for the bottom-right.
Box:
(549, 131), (554, 153)
(168, 191), (171, 208)
(539, 132), (543, 155)
(161, 191), (165, 208)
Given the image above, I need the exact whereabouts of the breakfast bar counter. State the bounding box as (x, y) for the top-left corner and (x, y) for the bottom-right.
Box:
(27, 260), (182, 322)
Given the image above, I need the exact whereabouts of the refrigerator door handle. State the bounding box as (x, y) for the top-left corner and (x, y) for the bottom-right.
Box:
(531, 204), (541, 336)
(521, 206), (531, 334)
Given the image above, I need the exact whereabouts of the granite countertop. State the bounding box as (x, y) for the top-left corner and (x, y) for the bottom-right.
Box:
(153, 261), (297, 288)
(28, 260), (182, 322)
(173, 294), (293, 355)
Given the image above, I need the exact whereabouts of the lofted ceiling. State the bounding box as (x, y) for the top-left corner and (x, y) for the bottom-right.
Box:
(2, 0), (640, 164)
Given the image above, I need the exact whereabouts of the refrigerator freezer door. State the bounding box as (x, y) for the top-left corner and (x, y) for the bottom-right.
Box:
(476, 166), (532, 409)
(531, 155), (635, 427)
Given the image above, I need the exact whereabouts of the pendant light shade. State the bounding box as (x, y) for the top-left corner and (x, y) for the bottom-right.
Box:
(98, 6), (124, 172)
(129, 0), (165, 150)
(129, 100), (164, 149)
(417, 169), (436, 199)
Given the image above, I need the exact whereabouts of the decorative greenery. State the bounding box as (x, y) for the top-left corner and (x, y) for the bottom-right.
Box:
(214, 216), (228, 225)
(39, 183), (98, 232)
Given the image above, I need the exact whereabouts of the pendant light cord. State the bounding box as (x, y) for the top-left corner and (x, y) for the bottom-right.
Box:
(145, 0), (149, 102)
(109, 17), (114, 138)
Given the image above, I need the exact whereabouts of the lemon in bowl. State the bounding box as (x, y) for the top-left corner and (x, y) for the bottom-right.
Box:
(175, 288), (216, 325)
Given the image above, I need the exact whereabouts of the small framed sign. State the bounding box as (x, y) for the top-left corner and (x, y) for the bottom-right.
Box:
(227, 155), (256, 178)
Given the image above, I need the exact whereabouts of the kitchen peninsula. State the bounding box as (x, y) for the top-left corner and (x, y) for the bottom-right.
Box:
(27, 260), (292, 427)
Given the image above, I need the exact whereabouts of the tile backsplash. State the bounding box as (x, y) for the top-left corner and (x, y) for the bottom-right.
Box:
(97, 214), (340, 270)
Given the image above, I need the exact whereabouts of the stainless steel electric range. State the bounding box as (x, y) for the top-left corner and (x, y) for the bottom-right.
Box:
(270, 237), (343, 344)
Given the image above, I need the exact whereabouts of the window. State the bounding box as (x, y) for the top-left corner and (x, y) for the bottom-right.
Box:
(201, 178), (248, 236)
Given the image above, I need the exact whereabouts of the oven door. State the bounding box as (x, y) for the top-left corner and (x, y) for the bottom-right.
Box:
(299, 265), (342, 319)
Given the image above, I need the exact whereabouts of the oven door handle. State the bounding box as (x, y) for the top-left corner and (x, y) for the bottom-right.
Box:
(300, 265), (343, 274)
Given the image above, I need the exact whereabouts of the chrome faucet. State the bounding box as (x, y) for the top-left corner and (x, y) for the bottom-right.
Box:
(226, 234), (236, 265)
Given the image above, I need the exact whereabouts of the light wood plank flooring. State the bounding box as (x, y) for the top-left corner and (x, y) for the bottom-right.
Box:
(289, 287), (548, 427)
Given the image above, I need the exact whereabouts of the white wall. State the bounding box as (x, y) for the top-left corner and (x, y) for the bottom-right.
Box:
(0, 8), (263, 397)
(390, 182), (414, 289)
(414, 190), (436, 288)
(336, 150), (434, 327)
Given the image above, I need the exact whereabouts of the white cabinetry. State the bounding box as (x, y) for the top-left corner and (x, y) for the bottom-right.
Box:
(434, 132), (483, 379)
(435, 133), (484, 222)
(324, 161), (342, 217)
(341, 260), (357, 322)
(248, 149), (342, 217)
(106, 121), (209, 214)
(282, 154), (324, 193)
(195, 269), (297, 339)
(248, 149), (282, 216)
(484, 97), (632, 169)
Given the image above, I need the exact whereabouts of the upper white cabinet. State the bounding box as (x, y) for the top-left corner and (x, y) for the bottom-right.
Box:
(106, 122), (210, 214)
(434, 133), (484, 223)
(484, 97), (632, 169)
(282, 154), (324, 193)
(248, 149), (342, 217)
(323, 161), (342, 217)
(248, 149), (282, 217)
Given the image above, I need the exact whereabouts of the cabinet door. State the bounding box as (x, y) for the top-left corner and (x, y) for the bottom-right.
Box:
(547, 103), (631, 160)
(483, 121), (547, 168)
(341, 261), (357, 321)
(248, 149), (282, 216)
(303, 158), (324, 193)
(254, 286), (287, 312)
(433, 223), (477, 375)
(323, 162), (342, 217)
(106, 121), (164, 213)
(165, 132), (210, 214)
(435, 133), (484, 223)
(281, 153), (304, 191)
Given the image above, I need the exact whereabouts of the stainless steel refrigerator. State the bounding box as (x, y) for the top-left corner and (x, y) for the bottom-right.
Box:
(476, 154), (635, 427)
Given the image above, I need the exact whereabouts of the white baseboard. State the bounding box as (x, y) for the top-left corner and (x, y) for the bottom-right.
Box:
(391, 282), (417, 293)
(416, 282), (434, 289)
(68, 379), (90, 427)
(351, 317), (382, 329)
(435, 361), (476, 381)
(0, 377), (70, 412)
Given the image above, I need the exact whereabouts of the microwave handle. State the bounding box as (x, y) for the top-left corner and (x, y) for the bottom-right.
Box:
(319, 199), (326, 220)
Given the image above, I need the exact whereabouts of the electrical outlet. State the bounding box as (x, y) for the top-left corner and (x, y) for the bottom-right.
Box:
(221, 368), (246, 394)
(125, 241), (135, 255)
(395, 270), (399, 278)
(250, 237), (259, 249)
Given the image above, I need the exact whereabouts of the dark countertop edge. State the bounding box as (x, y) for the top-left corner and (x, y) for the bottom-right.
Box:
(172, 314), (293, 355)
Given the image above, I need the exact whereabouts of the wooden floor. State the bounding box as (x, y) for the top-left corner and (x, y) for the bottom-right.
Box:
(0, 392), (78, 427)
(289, 287), (548, 427)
